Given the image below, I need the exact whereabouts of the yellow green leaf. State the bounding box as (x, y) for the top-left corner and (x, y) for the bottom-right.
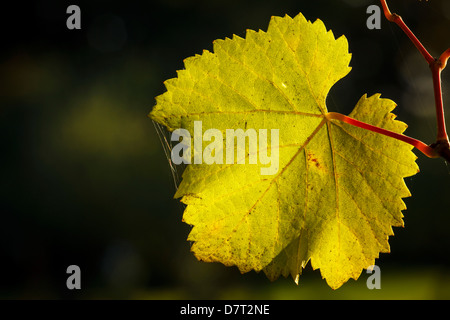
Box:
(149, 13), (419, 289)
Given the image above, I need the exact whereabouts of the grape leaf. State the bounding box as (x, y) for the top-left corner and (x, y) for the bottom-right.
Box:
(150, 13), (419, 289)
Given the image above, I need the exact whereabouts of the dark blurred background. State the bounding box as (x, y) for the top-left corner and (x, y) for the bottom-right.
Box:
(0, 0), (450, 299)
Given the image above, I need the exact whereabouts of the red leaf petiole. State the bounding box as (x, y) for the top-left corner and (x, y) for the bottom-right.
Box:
(326, 112), (439, 158)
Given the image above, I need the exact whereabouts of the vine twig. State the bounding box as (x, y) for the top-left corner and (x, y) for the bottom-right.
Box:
(380, 0), (450, 161)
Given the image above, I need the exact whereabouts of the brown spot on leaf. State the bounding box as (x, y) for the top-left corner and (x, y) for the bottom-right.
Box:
(307, 151), (322, 169)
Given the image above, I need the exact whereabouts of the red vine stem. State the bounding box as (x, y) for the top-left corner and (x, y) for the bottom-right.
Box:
(380, 0), (434, 64)
(380, 0), (450, 148)
(322, 1), (450, 161)
(433, 49), (450, 141)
